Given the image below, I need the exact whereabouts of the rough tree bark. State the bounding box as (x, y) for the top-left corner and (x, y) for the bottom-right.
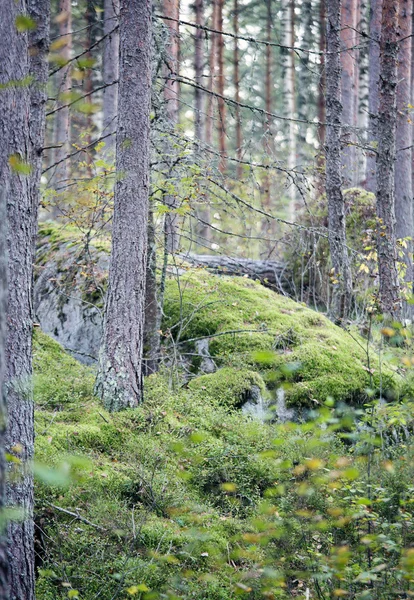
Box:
(102, 0), (119, 159)
(376, 0), (401, 319)
(326, 0), (353, 322)
(0, 0), (49, 596)
(234, 0), (243, 179)
(163, 0), (180, 253)
(217, 0), (227, 172)
(340, 0), (358, 187)
(395, 0), (413, 302)
(96, 0), (152, 411)
(366, 0), (383, 192)
(53, 0), (72, 190)
(0, 187), (7, 595)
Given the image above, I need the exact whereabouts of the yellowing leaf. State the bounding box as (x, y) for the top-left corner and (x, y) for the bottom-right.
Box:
(9, 154), (31, 175)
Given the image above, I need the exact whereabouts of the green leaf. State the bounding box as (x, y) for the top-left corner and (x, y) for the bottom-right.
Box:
(9, 154), (31, 175)
(15, 15), (36, 32)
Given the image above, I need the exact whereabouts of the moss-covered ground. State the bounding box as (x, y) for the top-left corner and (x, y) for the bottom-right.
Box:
(34, 331), (414, 600)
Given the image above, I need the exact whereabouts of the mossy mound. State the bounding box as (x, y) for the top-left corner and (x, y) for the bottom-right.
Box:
(163, 269), (400, 407)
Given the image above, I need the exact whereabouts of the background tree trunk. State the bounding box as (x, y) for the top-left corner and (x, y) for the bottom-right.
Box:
(96, 0), (152, 411)
(366, 0), (382, 192)
(263, 0), (273, 211)
(217, 0), (227, 173)
(326, 0), (353, 321)
(53, 0), (72, 191)
(284, 0), (296, 221)
(318, 0), (326, 149)
(163, 0), (180, 253)
(395, 0), (413, 306)
(102, 0), (119, 160)
(194, 0), (204, 147)
(234, 0), (243, 179)
(340, 0), (358, 187)
(376, 0), (401, 319)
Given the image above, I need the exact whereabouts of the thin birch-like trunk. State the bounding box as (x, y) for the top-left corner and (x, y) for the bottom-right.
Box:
(102, 0), (119, 160)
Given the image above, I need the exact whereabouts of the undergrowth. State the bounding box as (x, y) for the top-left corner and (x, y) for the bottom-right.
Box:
(34, 330), (414, 600)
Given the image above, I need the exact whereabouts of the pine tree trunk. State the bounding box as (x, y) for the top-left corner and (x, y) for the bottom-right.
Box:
(284, 0), (296, 221)
(84, 0), (95, 177)
(340, 0), (358, 186)
(96, 0), (152, 411)
(53, 0), (72, 190)
(318, 0), (326, 148)
(143, 206), (161, 376)
(263, 0), (273, 211)
(217, 0), (227, 172)
(206, 0), (218, 150)
(102, 0), (119, 160)
(0, 185), (7, 595)
(194, 0), (204, 146)
(326, 0), (353, 322)
(0, 0), (48, 595)
(234, 0), (243, 179)
(1, 3), (33, 598)
(366, 0), (382, 192)
(395, 0), (413, 302)
(163, 0), (180, 253)
(376, 0), (401, 319)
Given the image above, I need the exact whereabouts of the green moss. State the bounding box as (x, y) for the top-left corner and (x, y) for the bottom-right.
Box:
(188, 368), (266, 409)
(33, 329), (95, 409)
(163, 269), (400, 407)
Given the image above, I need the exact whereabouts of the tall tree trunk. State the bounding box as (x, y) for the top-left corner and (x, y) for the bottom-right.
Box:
(284, 0), (296, 221)
(143, 206), (161, 375)
(366, 0), (383, 192)
(0, 188), (7, 595)
(316, 0), (326, 195)
(194, 0), (204, 147)
(84, 0), (95, 178)
(53, 0), (72, 190)
(102, 0), (119, 160)
(96, 0), (152, 411)
(376, 0), (401, 319)
(163, 0), (180, 253)
(326, 0), (353, 322)
(234, 0), (242, 179)
(0, 0), (49, 596)
(217, 0), (227, 173)
(205, 0), (218, 151)
(318, 0), (326, 149)
(340, 0), (358, 187)
(395, 0), (413, 305)
(194, 0), (210, 246)
(264, 0), (273, 211)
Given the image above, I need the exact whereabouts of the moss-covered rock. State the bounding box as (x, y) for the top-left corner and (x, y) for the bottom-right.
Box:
(163, 269), (399, 407)
(188, 368), (267, 409)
